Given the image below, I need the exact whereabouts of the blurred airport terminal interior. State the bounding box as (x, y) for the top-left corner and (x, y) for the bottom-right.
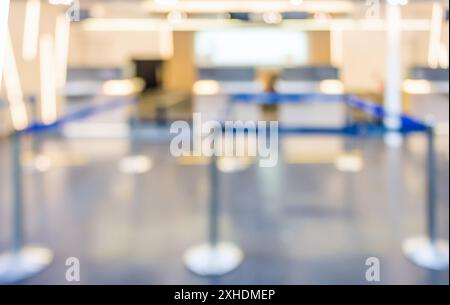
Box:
(0, 0), (448, 285)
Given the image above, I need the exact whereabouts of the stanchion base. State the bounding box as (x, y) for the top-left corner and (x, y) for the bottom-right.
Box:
(184, 242), (244, 276)
(0, 246), (54, 284)
(403, 237), (449, 271)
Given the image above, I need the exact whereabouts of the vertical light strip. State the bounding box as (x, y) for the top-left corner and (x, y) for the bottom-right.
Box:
(40, 34), (58, 125)
(55, 14), (71, 91)
(0, 0), (10, 92)
(4, 31), (29, 130)
(22, 0), (41, 61)
(330, 26), (343, 67)
(428, 2), (443, 69)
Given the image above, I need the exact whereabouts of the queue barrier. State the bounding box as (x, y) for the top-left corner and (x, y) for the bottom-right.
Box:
(0, 97), (138, 283)
(183, 93), (448, 276)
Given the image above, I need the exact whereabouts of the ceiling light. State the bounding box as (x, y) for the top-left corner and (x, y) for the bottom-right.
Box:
(101, 78), (145, 96)
(22, 0), (41, 61)
(142, 0), (355, 14)
(402, 79), (432, 95)
(167, 11), (188, 24)
(193, 80), (221, 95)
(155, 0), (178, 6)
(386, 0), (409, 6)
(48, 0), (73, 5)
(40, 34), (58, 125)
(320, 80), (344, 94)
(428, 3), (444, 68)
(290, 0), (304, 6)
(4, 30), (29, 130)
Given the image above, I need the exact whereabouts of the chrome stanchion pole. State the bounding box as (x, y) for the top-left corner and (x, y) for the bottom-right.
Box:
(0, 132), (53, 283)
(183, 127), (244, 276)
(402, 125), (449, 270)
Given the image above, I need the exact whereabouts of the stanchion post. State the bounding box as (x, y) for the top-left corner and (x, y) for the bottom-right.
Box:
(402, 125), (449, 270)
(183, 124), (244, 276)
(208, 153), (219, 248)
(0, 131), (54, 284)
(426, 126), (437, 245)
(11, 132), (24, 254)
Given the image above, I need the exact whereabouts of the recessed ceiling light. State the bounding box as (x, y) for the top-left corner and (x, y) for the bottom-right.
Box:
(167, 10), (188, 23)
(263, 12), (283, 24)
(154, 0), (178, 6)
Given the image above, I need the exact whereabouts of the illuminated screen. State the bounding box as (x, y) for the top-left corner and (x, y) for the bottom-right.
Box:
(195, 29), (309, 67)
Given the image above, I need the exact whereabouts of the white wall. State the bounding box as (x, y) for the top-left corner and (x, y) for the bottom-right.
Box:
(340, 30), (432, 93)
(68, 26), (169, 67)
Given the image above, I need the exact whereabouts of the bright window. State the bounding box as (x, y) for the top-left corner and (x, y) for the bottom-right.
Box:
(195, 29), (309, 67)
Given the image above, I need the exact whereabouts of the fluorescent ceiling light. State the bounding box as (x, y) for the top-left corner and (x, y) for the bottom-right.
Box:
(82, 18), (432, 32)
(154, 0), (178, 6)
(142, 0), (355, 13)
(22, 0), (41, 61)
(263, 12), (283, 25)
(387, 0), (409, 6)
(101, 78), (145, 96)
(428, 3), (444, 69)
(48, 0), (74, 5)
(40, 34), (58, 125)
(290, 0), (304, 5)
(82, 19), (161, 31)
(167, 11), (188, 24)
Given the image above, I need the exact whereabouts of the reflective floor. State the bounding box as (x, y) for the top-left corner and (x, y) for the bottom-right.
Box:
(0, 129), (448, 285)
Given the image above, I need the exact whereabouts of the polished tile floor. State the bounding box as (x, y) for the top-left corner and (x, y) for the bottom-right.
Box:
(0, 130), (448, 285)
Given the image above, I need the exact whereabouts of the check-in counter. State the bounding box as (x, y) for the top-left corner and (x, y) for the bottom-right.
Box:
(194, 67), (264, 121)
